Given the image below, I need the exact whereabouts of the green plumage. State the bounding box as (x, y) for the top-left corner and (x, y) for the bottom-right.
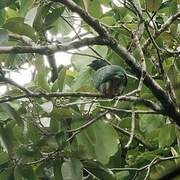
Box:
(88, 60), (127, 96)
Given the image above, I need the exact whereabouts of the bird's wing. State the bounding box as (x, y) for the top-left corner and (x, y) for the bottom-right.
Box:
(94, 65), (126, 89)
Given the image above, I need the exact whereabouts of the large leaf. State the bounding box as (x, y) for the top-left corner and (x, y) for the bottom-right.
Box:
(61, 158), (83, 180)
(4, 17), (38, 41)
(50, 108), (76, 133)
(34, 56), (50, 92)
(83, 160), (116, 180)
(0, 168), (13, 179)
(71, 69), (95, 92)
(14, 164), (37, 180)
(159, 124), (176, 148)
(0, 103), (23, 125)
(139, 114), (165, 133)
(87, 0), (103, 18)
(44, 7), (65, 28)
(48, 16), (72, 36)
(168, 65), (180, 105)
(51, 67), (67, 92)
(18, 0), (34, 17)
(33, 4), (51, 32)
(55, 131), (67, 149)
(0, 122), (18, 155)
(146, 0), (163, 12)
(0, 0), (11, 9)
(169, 0), (178, 15)
(71, 46), (108, 71)
(0, 152), (9, 165)
(24, 6), (38, 26)
(100, 16), (116, 26)
(73, 120), (119, 164)
(3, 52), (31, 69)
(53, 160), (63, 180)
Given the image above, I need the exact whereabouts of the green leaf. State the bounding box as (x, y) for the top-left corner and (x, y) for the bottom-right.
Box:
(73, 120), (119, 164)
(0, 123), (18, 155)
(146, 0), (163, 12)
(168, 65), (180, 105)
(0, 9), (6, 26)
(53, 160), (63, 180)
(116, 171), (130, 180)
(18, 0), (34, 17)
(71, 52), (92, 71)
(26, 122), (41, 143)
(88, 0), (103, 18)
(45, 7), (65, 27)
(0, 28), (8, 43)
(24, 6), (38, 26)
(50, 108), (73, 133)
(0, 103), (23, 125)
(139, 114), (164, 133)
(83, 160), (115, 180)
(52, 67), (67, 92)
(0, 168), (13, 179)
(61, 158), (83, 180)
(0, 152), (9, 165)
(99, 0), (110, 5)
(159, 124), (176, 148)
(34, 56), (50, 92)
(6, 7), (19, 18)
(33, 4), (51, 32)
(71, 46), (108, 71)
(100, 16), (116, 26)
(0, 0), (11, 9)
(48, 17), (72, 36)
(112, 6), (129, 20)
(57, 67), (67, 92)
(4, 17), (38, 41)
(14, 164), (37, 180)
(72, 69), (95, 92)
(0, 111), (9, 121)
(169, 0), (178, 15)
(55, 131), (67, 149)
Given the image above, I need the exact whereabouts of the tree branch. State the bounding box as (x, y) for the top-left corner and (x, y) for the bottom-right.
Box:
(143, 12), (180, 50)
(111, 155), (180, 175)
(109, 40), (180, 123)
(0, 92), (160, 112)
(0, 37), (109, 54)
(1, 0), (180, 125)
(54, 0), (108, 37)
(111, 123), (154, 150)
(55, 0), (180, 125)
(98, 105), (165, 115)
(67, 111), (108, 133)
(0, 76), (31, 94)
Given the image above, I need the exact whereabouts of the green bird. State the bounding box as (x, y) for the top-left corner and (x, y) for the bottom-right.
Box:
(88, 59), (127, 96)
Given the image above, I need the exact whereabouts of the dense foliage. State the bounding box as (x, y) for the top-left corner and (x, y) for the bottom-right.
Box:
(0, 0), (179, 179)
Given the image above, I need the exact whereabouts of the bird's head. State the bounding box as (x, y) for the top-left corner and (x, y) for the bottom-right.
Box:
(88, 59), (109, 71)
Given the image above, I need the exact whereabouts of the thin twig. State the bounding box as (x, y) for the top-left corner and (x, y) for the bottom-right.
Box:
(144, 22), (164, 76)
(110, 156), (180, 172)
(111, 123), (154, 150)
(125, 105), (135, 148)
(143, 12), (180, 50)
(0, 76), (31, 94)
(66, 111), (108, 133)
(97, 105), (160, 114)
